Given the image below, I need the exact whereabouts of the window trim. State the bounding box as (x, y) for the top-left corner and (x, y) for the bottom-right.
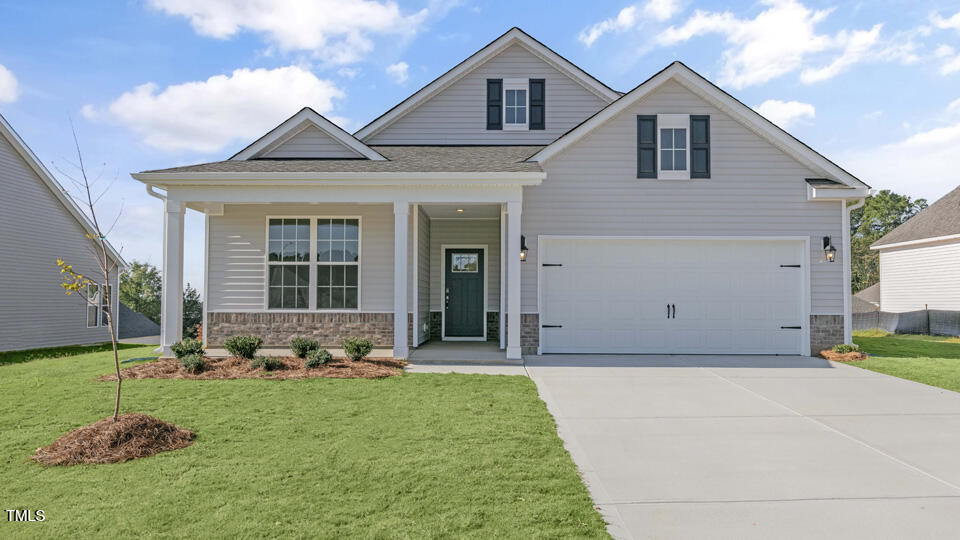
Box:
(502, 78), (529, 131)
(263, 216), (362, 312)
(657, 114), (690, 180)
(86, 282), (108, 328)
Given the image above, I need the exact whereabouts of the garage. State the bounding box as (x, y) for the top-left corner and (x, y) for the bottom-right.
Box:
(539, 237), (808, 355)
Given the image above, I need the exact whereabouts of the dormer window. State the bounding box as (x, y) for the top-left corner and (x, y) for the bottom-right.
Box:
(503, 79), (528, 130)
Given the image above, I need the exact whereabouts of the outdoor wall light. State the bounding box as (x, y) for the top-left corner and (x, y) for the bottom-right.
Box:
(520, 235), (528, 262)
(823, 236), (837, 262)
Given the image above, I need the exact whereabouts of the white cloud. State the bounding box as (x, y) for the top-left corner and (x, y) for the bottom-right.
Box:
(800, 24), (882, 83)
(337, 67), (360, 79)
(948, 98), (960, 116)
(931, 10), (960, 33)
(579, 0), (681, 46)
(753, 99), (815, 128)
(148, 0), (429, 65)
(0, 63), (18, 103)
(83, 66), (344, 153)
(935, 44), (960, 75)
(385, 61), (409, 84)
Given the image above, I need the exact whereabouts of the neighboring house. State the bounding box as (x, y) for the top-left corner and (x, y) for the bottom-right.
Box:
(852, 283), (880, 313)
(117, 303), (161, 340)
(133, 28), (869, 360)
(871, 185), (960, 313)
(0, 113), (125, 352)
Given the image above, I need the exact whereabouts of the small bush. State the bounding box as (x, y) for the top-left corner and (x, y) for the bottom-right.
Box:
(342, 337), (374, 362)
(250, 356), (284, 371)
(171, 338), (204, 359)
(224, 335), (263, 359)
(290, 337), (320, 359)
(179, 353), (206, 374)
(305, 348), (333, 368)
(833, 344), (859, 353)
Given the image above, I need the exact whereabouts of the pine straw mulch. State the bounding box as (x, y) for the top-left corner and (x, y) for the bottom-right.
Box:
(819, 349), (869, 362)
(32, 413), (195, 466)
(97, 355), (406, 381)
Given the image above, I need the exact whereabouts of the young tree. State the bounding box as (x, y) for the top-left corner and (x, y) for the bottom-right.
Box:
(120, 260), (162, 324)
(183, 283), (203, 338)
(55, 124), (125, 421)
(850, 190), (927, 292)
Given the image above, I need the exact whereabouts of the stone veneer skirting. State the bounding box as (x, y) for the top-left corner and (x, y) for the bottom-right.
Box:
(206, 312), (394, 347)
(810, 314), (845, 354)
(429, 311), (500, 342)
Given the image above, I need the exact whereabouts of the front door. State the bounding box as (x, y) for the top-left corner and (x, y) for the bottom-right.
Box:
(444, 248), (484, 338)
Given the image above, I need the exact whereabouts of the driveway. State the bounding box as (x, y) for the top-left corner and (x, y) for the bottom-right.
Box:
(525, 355), (960, 539)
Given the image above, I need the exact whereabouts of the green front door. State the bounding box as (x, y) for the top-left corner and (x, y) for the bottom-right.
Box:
(444, 249), (484, 338)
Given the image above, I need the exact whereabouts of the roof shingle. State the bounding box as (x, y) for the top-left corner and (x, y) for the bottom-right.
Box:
(872, 185), (960, 248)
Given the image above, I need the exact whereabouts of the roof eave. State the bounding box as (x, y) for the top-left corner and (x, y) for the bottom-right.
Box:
(871, 233), (960, 251)
(131, 171), (545, 187)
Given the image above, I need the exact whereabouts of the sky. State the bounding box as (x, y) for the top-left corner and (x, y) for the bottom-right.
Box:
(1, 0), (959, 292)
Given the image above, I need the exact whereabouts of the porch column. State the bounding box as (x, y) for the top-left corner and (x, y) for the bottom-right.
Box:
(506, 201), (522, 360)
(160, 199), (185, 356)
(393, 201), (410, 359)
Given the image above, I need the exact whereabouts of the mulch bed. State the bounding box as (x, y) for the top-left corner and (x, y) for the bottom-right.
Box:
(32, 413), (195, 466)
(819, 350), (869, 362)
(98, 356), (406, 381)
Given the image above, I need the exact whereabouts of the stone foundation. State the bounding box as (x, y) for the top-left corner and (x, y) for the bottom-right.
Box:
(206, 312), (393, 347)
(428, 311), (500, 342)
(810, 314), (845, 354)
(502, 313), (539, 355)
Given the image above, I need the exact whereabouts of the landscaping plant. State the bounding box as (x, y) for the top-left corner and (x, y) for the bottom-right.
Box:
(305, 348), (333, 368)
(833, 344), (859, 353)
(171, 338), (204, 359)
(179, 354), (206, 374)
(342, 337), (374, 362)
(290, 337), (320, 359)
(251, 356), (284, 371)
(224, 335), (263, 359)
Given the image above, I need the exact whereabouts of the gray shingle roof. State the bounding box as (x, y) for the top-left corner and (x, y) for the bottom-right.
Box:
(140, 146), (544, 174)
(872, 185), (960, 248)
(854, 282), (880, 304)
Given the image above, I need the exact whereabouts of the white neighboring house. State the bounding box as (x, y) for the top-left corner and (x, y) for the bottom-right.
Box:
(871, 185), (960, 312)
(0, 113), (125, 352)
(132, 28), (869, 360)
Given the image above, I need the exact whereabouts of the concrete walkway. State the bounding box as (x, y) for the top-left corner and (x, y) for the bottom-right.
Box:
(525, 355), (960, 539)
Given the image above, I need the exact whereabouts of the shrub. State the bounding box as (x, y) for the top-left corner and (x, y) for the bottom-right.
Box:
(224, 335), (263, 359)
(250, 356), (284, 371)
(305, 348), (333, 368)
(179, 353), (206, 374)
(833, 344), (859, 353)
(341, 337), (374, 362)
(290, 337), (320, 359)
(171, 338), (204, 359)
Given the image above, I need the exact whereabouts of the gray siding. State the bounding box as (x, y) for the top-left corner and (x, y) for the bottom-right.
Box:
(0, 134), (118, 351)
(879, 240), (960, 312)
(417, 207), (430, 344)
(365, 44), (610, 145)
(525, 80), (844, 314)
(261, 125), (362, 159)
(430, 219), (501, 311)
(207, 204), (394, 312)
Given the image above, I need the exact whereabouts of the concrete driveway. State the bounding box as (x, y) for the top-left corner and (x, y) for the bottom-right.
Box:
(525, 355), (960, 539)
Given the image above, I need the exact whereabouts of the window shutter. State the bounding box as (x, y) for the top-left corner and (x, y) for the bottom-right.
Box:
(690, 115), (710, 178)
(486, 79), (502, 130)
(637, 115), (657, 178)
(529, 79), (545, 130)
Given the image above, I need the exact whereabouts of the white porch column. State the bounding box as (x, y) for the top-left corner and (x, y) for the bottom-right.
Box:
(160, 199), (185, 356)
(393, 201), (410, 359)
(506, 201), (522, 360)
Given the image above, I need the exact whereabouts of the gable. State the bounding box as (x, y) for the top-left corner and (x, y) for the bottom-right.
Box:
(260, 125), (363, 159)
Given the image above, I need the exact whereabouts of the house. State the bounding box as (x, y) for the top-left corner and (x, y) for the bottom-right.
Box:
(853, 283), (880, 313)
(132, 28), (869, 360)
(871, 185), (960, 313)
(0, 113), (125, 352)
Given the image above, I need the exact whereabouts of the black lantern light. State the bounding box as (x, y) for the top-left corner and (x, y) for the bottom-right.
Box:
(520, 235), (528, 262)
(823, 236), (836, 263)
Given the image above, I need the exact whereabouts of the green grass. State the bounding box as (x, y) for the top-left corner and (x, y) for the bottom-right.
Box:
(0, 342), (145, 365)
(0, 347), (607, 539)
(852, 333), (960, 393)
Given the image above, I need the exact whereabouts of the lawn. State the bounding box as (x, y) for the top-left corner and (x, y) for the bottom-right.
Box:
(0, 346), (607, 539)
(852, 332), (960, 393)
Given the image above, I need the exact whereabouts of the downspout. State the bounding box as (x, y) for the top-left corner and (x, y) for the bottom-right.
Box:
(145, 184), (167, 202)
(843, 198), (866, 345)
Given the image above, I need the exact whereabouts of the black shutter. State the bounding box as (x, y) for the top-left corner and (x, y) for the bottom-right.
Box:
(486, 79), (502, 130)
(529, 79), (545, 130)
(637, 115), (657, 178)
(690, 115), (710, 178)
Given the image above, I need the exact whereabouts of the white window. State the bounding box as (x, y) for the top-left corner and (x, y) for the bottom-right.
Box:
(503, 79), (528, 130)
(86, 283), (109, 328)
(266, 217), (361, 311)
(657, 114), (690, 180)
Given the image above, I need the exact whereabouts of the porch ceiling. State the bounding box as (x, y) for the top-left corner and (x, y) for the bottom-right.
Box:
(420, 204), (501, 219)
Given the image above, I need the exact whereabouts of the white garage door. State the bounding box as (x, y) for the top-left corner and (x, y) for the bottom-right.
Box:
(540, 238), (807, 355)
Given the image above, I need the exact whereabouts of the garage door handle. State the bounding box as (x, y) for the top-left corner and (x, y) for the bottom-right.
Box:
(672, 304), (676, 319)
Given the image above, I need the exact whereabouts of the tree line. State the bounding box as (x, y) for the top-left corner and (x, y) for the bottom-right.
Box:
(120, 261), (202, 338)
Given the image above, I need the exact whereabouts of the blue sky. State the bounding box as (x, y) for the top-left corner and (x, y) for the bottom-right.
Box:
(1, 0), (959, 291)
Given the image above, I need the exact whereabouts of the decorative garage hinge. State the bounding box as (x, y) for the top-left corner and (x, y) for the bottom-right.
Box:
(780, 326), (802, 329)
(541, 263), (563, 267)
(779, 264), (801, 268)
(541, 324), (563, 328)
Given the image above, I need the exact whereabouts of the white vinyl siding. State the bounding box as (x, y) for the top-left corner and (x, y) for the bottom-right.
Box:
(365, 44), (610, 145)
(207, 204), (393, 312)
(260, 125), (363, 159)
(879, 240), (960, 312)
(525, 80), (844, 315)
(0, 134), (119, 351)
(430, 219), (501, 312)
